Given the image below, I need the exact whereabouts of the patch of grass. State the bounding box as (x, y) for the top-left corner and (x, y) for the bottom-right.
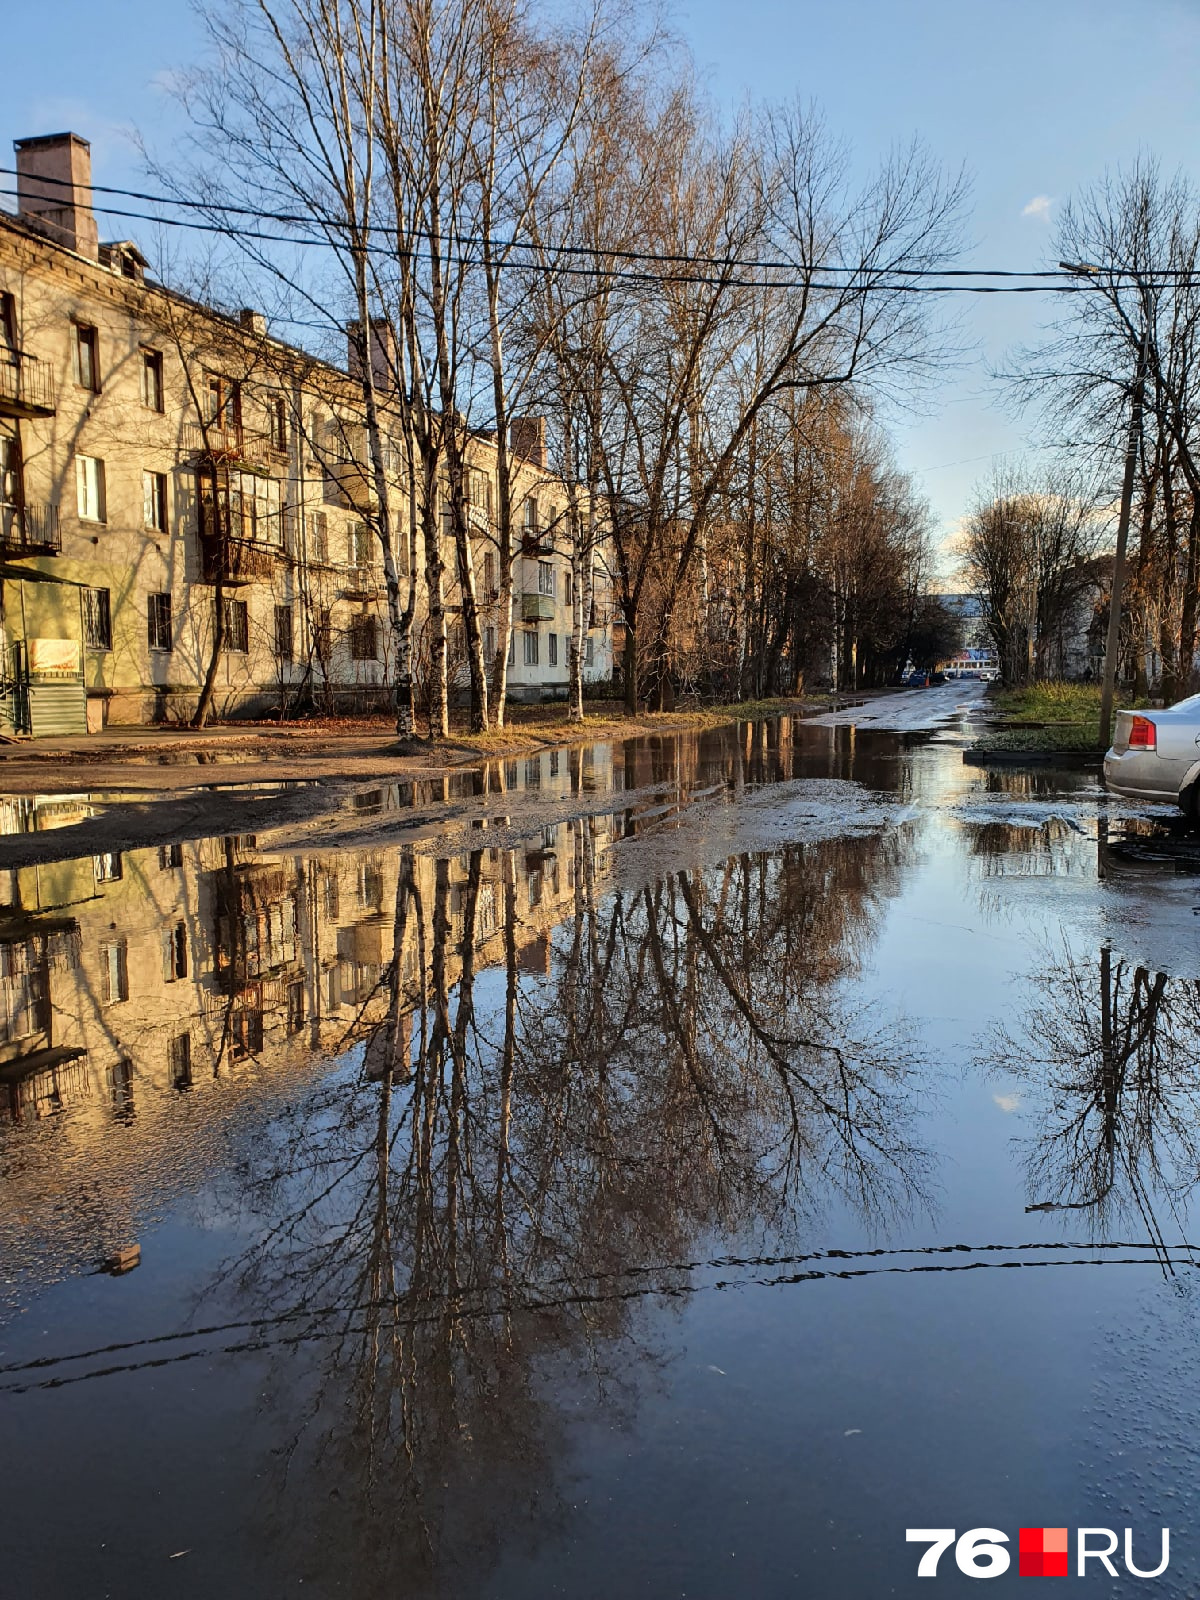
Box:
(975, 722), (1101, 753)
(988, 681), (1103, 725)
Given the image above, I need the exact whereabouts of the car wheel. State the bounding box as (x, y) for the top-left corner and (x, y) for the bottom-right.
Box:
(1180, 781), (1200, 830)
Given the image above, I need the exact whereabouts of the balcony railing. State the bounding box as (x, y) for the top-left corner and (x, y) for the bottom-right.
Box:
(200, 535), (277, 585)
(340, 565), (385, 600)
(0, 501), (61, 556)
(521, 592), (555, 622)
(184, 422), (276, 473)
(0, 354), (57, 418)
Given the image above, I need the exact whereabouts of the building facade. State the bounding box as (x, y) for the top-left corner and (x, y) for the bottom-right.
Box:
(0, 131), (613, 734)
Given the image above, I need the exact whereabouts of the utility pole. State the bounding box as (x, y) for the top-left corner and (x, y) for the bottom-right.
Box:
(1060, 261), (1148, 750)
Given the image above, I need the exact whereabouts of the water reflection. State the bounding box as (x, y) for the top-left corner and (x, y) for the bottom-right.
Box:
(986, 942), (1200, 1243)
(212, 827), (923, 1595)
(0, 734), (925, 1595)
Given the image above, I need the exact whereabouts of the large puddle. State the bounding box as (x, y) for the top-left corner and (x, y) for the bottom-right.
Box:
(3, 698), (1200, 1597)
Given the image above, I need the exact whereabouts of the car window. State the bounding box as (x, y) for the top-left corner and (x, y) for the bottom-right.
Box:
(1164, 693), (1200, 714)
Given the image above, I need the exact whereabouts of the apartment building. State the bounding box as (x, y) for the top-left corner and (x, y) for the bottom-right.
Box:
(0, 131), (613, 734)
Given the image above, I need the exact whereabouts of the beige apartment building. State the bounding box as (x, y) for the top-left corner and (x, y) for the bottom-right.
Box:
(0, 131), (613, 734)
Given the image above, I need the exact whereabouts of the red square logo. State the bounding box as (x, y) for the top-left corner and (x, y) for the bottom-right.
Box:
(1020, 1529), (1069, 1577)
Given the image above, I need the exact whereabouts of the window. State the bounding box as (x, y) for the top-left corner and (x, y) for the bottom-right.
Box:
(205, 372), (239, 430)
(83, 587), (112, 651)
(287, 979), (305, 1034)
(483, 551), (497, 593)
(169, 1032), (192, 1090)
(523, 498), (538, 534)
(548, 631), (558, 668)
(140, 348), (164, 411)
(585, 633), (595, 667)
(221, 597), (249, 654)
(308, 512), (329, 563)
(0, 293), (16, 361)
(158, 842), (183, 870)
(348, 520), (372, 567)
(163, 922), (188, 982)
(143, 470), (167, 532)
(315, 606), (332, 662)
(231, 1010), (264, 1060)
(523, 630), (539, 667)
(76, 455), (106, 522)
(274, 604), (294, 661)
(0, 434), (19, 512)
(93, 851), (122, 883)
(484, 624), (496, 659)
(507, 630), (516, 667)
(565, 571), (573, 608)
(468, 469), (492, 519)
(100, 939), (129, 1004)
(538, 561), (555, 597)
(349, 615), (377, 660)
(148, 592), (173, 653)
(268, 393), (287, 452)
(108, 1058), (135, 1121)
(73, 322), (99, 391)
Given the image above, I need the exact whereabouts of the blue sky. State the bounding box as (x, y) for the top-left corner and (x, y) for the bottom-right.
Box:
(6, 0), (1200, 557)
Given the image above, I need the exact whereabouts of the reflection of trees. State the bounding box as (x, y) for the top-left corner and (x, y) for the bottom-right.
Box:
(220, 825), (926, 1597)
(986, 942), (1200, 1240)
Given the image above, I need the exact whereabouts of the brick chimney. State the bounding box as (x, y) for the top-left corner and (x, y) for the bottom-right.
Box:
(510, 415), (546, 469)
(347, 319), (397, 393)
(14, 133), (100, 260)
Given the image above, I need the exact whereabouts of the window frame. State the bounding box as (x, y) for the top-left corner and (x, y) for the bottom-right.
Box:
(140, 347), (164, 412)
(221, 596), (249, 654)
(147, 592), (173, 653)
(274, 603), (294, 662)
(348, 613), (378, 661)
(143, 469), (168, 532)
(83, 586), (112, 651)
(76, 454), (106, 523)
(72, 321), (100, 392)
(523, 629), (539, 668)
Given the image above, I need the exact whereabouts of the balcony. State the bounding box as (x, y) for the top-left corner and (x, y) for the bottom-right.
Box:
(521, 592), (555, 622)
(0, 501), (61, 557)
(201, 535), (277, 585)
(184, 422), (276, 473)
(325, 458), (375, 512)
(340, 566), (385, 601)
(0, 354), (57, 418)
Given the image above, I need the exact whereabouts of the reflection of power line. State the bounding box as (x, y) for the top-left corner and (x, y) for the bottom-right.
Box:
(3, 1240), (1194, 1395)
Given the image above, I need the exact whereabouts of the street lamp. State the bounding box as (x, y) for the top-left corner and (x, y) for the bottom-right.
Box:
(1059, 260), (1149, 750)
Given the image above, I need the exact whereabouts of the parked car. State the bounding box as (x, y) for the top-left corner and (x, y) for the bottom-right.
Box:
(1103, 696), (1200, 820)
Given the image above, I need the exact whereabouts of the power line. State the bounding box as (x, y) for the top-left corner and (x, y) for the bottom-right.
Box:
(0, 189), (1115, 296)
(1, 164), (1070, 278)
(4, 166), (1193, 292)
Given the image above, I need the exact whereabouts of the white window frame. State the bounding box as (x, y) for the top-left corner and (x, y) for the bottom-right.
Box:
(76, 455), (106, 523)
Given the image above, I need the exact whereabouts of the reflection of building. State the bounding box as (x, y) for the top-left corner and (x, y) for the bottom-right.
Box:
(0, 745), (616, 1130)
(0, 130), (613, 732)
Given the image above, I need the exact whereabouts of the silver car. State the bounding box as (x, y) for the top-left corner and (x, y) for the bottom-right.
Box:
(1103, 696), (1200, 820)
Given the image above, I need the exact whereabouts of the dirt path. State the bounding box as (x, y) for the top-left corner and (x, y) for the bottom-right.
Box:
(0, 694), (868, 796)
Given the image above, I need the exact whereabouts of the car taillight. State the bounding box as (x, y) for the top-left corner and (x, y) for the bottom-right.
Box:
(1128, 715), (1157, 750)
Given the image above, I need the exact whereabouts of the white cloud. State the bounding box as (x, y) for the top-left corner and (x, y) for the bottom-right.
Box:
(1021, 194), (1054, 222)
(993, 1092), (1021, 1114)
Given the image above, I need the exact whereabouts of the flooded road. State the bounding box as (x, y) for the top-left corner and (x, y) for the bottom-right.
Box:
(3, 682), (1200, 1598)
